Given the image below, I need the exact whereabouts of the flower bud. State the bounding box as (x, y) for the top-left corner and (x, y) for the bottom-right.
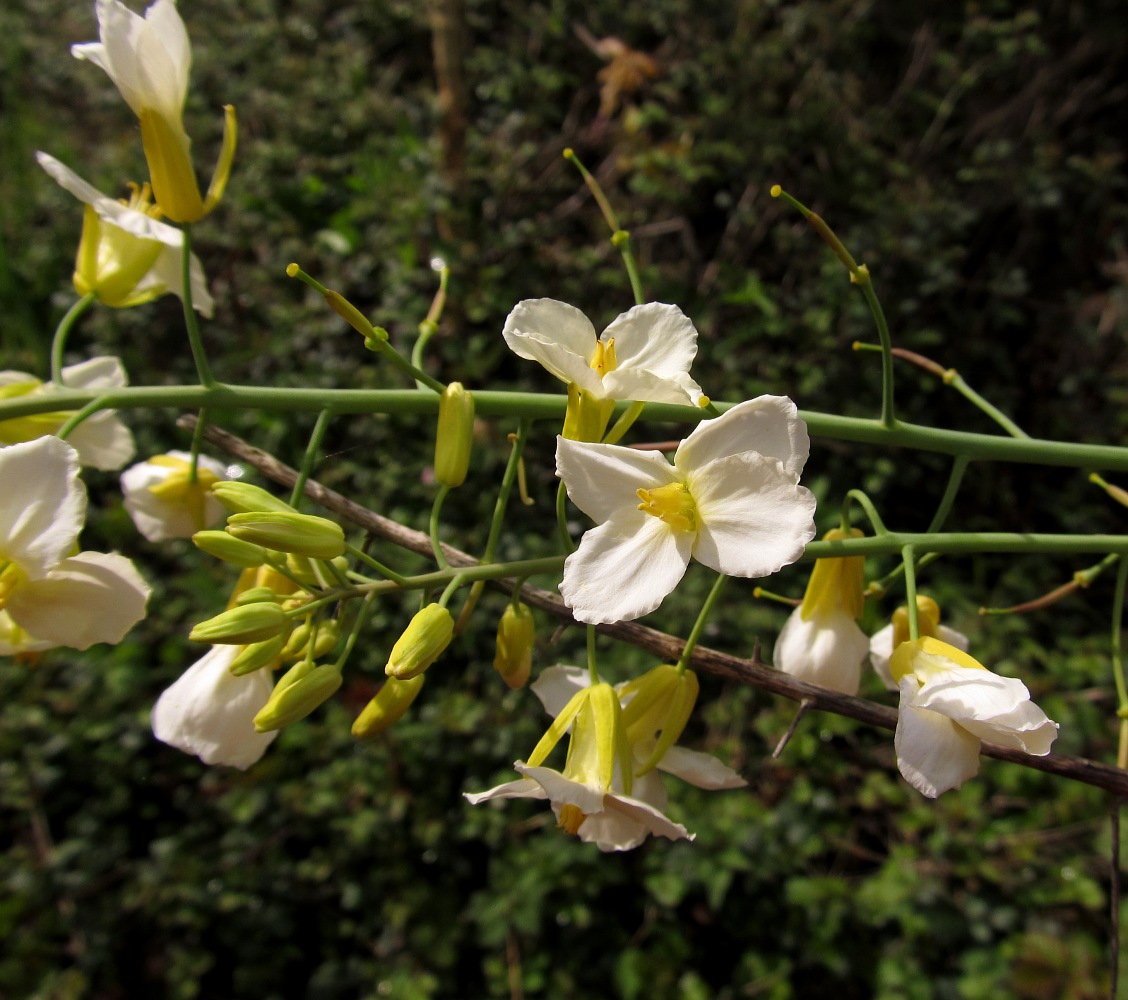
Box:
(434, 382), (475, 488)
(351, 674), (425, 740)
(211, 481), (296, 515)
(493, 602), (535, 689)
(385, 604), (454, 679)
(193, 529), (269, 567)
(253, 662), (343, 732)
(228, 634), (287, 676)
(281, 619), (340, 661)
(189, 601), (290, 645)
(234, 586), (283, 607)
(227, 511), (346, 560)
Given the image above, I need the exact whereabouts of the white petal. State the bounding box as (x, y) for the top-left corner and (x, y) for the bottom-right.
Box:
(0, 610), (57, 656)
(530, 665), (590, 717)
(582, 792), (693, 851)
(151, 644), (278, 769)
(601, 302), (703, 404)
(463, 775), (548, 805)
(137, 0), (191, 118)
(502, 299), (601, 389)
(556, 436), (680, 523)
(690, 452), (816, 578)
(144, 243), (215, 316)
(913, 666), (1032, 723)
(959, 700), (1058, 755)
(0, 437), (84, 578)
(674, 395), (810, 480)
(515, 764), (606, 815)
(630, 766), (669, 810)
(6, 551), (150, 650)
(774, 607), (869, 695)
(120, 450), (228, 541)
(870, 623), (968, 691)
(67, 414), (136, 471)
(602, 367), (703, 407)
(657, 746), (746, 789)
(59, 356), (129, 391)
(895, 679), (981, 797)
(560, 510), (692, 624)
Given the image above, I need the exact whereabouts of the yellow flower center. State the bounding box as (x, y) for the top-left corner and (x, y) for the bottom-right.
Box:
(590, 338), (618, 378)
(122, 180), (164, 220)
(0, 560), (28, 610)
(636, 482), (697, 533)
(557, 803), (586, 836)
(145, 456), (222, 532)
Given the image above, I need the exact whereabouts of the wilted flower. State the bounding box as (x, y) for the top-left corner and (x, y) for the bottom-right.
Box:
(0, 356), (135, 470)
(556, 395), (816, 624)
(774, 527), (869, 694)
(37, 152), (214, 315)
(121, 450), (230, 541)
(891, 637), (1058, 797)
(0, 436), (149, 650)
(72, 0), (236, 223)
(870, 595), (968, 690)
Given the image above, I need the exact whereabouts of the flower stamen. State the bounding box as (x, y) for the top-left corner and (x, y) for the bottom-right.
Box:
(636, 482), (697, 533)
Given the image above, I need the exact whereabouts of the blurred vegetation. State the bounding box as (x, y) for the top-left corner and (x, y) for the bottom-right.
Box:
(3, 0), (1128, 997)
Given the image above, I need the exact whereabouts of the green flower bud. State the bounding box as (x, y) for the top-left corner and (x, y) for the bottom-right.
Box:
(385, 604), (454, 679)
(211, 481), (297, 515)
(227, 511), (346, 560)
(281, 619), (340, 661)
(229, 634), (287, 676)
(351, 674), (425, 740)
(253, 662), (343, 732)
(434, 382), (475, 488)
(189, 601), (290, 644)
(493, 601), (535, 689)
(234, 586), (283, 607)
(193, 529), (269, 567)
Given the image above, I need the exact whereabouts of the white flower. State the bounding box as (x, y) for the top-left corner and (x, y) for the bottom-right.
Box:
(151, 644), (278, 768)
(556, 395), (816, 624)
(502, 298), (705, 407)
(121, 450), (230, 541)
(466, 665), (745, 852)
(869, 596), (968, 691)
(0, 611), (56, 658)
(72, 0), (235, 223)
(0, 357), (135, 471)
(892, 637), (1058, 797)
(774, 527), (868, 694)
(0, 437), (150, 650)
(37, 152), (214, 316)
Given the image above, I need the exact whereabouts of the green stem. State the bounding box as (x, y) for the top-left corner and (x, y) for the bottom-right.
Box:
(676, 574), (728, 673)
(345, 542), (411, 587)
(945, 371), (1029, 439)
(602, 400), (645, 446)
(188, 406), (210, 483)
(587, 624), (599, 684)
(484, 421), (530, 563)
(902, 546), (919, 640)
(430, 484), (452, 568)
(379, 341), (447, 394)
(611, 231), (645, 305)
(333, 592), (378, 671)
(925, 455), (970, 534)
(844, 489), (890, 535)
(180, 225), (217, 389)
(291, 409), (334, 509)
(50, 293), (96, 385)
(1112, 557), (1128, 771)
(856, 277), (896, 428)
(556, 479), (575, 554)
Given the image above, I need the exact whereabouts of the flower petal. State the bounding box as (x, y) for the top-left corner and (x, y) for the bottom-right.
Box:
(556, 436), (680, 523)
(502, 299), (602, 391)
(690, 452), (816, 578)
(530, 664), (590, 717)
(121, 450), (228, 541)
(463, 775), (549, 805)
(582, 792), (693, 851)
(6, 550), (150, 649)
(774, 607), (869, 695)
(657, 746), (746, 789)
(871, 623), (967, 691)
(674, 395), (810, 479)
(895, 678), (981, 797)
(515, 763), (606, 815)
(560, 510), (692, 624)
(601, 302), (703, 404)
(0, 437), (85, 578)
(151, 644), (278, 769)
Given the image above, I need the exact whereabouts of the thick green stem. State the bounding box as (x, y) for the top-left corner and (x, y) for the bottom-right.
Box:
(50, 293), (96, 385)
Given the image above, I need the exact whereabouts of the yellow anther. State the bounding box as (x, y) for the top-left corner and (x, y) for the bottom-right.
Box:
(557, 803), (586, 836)
(590, 338), (618, 377)
(636, 482), (697, 533)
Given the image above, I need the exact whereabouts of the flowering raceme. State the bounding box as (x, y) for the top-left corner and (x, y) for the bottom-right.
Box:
(891, 636), (1058, 797)
(121, 450), (230, 541)
(72, 0), (236, 223)
(0, 357), (135, 471)
(503, 299), (705, 440)
(774, 527), (869, 694)
(37, 152), (214, 315)
(556, 395), (816, 624)
(0, 436), (150, 651)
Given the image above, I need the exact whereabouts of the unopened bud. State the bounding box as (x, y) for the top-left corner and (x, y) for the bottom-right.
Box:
(385, 604), (454, 679)
(253, 662), (343, 732)
(493, 602), (535, 689)
(193, 529), (269, 567)
(229, 634), (287, 675)
(281, 619), (340, 661)
(212, 482), (296, 515)
(227, 511), (346, 560)
(234, 586), (283, 607)
(434, 382), (475, 487)
(351, 674), (425, 740)
(189, 601), (290, 644)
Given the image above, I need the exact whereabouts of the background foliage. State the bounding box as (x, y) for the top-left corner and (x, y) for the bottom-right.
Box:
(3, 0), (1128, 997)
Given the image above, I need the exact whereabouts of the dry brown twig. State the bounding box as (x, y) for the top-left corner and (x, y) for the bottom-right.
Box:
(179, 416), (1128, 798)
